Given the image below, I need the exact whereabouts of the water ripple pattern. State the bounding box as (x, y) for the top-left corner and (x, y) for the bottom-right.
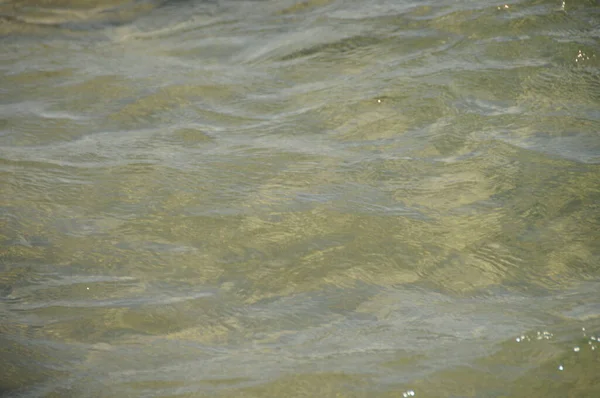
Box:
(1, 0), (599, 397)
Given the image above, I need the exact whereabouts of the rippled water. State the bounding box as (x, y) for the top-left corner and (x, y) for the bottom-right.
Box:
(1, 0), (600, 396)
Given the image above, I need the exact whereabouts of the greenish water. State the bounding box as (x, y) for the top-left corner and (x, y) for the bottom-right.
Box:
(1, 0), (599, 396)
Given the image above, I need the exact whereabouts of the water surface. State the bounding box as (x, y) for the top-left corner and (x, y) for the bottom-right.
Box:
(1, 0), (599, 396)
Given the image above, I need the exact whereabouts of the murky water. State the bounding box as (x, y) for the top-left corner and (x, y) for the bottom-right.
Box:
(1, 0), (599, 396)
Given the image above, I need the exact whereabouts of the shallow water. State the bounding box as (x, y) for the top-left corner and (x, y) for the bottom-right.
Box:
(1, 0), (599, 396)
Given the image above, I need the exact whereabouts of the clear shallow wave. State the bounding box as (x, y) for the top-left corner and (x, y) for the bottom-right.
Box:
(1, 0), (599, 396)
